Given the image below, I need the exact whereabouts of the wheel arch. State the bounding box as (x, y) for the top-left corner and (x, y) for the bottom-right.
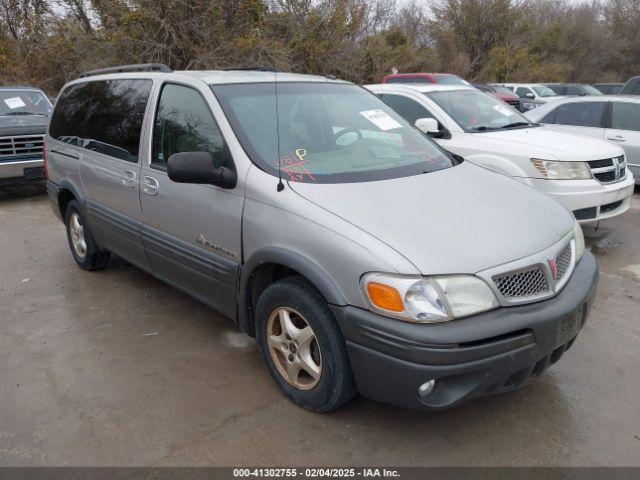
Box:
(238, 247), (348, 337)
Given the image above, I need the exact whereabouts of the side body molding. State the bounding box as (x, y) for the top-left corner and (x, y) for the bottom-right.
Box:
(238, 247), (349, 335)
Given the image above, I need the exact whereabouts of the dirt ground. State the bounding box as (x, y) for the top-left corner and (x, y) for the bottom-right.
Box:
(0, 186), (639, 467)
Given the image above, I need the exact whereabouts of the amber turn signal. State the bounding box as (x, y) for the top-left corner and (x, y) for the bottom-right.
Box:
(366, 282), (404, 312)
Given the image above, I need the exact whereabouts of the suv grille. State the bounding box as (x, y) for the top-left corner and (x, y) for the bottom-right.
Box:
(0, 135), (45, 161)
(555, 243), (572, 281)
(493, 266), (549, 299)
(587, 157), (626, 184)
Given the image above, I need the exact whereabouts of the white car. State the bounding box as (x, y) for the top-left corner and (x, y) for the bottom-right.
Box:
(365, 84), (635, 224)
(524, 95), (640, 185)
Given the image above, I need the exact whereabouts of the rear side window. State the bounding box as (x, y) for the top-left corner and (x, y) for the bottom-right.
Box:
(151, 83), (229, 169)
(555, 102), (605, 128)
(633, 83), (640, 95)
(379, 94), (436, 124)
(611, 102), (640, 132)
(49, 79), (152, 162)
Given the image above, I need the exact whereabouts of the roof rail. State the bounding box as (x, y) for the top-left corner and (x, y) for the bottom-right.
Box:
(223, 67), (277, 72)
(79, 63), (172, 78)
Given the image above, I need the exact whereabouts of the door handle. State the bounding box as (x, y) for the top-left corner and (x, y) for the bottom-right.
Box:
(122, 170), (137, 187)
(607, 136), (626, 142)
(143, 176), (159, 196)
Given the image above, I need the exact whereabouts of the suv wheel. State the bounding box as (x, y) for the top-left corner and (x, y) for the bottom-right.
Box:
(255, 276), (356, 412)
(64, 200), (110, 270)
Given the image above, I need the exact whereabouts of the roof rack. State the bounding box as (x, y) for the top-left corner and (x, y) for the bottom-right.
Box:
(223, 67), (278, 72)
(79, 63), (172, 78)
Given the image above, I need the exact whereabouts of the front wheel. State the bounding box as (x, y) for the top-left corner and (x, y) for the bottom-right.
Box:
(255, 276), (356, 412)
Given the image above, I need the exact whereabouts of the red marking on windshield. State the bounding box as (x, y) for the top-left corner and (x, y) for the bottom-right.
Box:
(279, 148), (316, 182)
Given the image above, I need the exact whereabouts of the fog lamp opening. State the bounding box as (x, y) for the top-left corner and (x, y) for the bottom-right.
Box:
(417, 379), (436, 399)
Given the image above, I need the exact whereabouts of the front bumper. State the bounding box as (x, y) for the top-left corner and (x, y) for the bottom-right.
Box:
(525, 175), (635, 224)
(332, 251), (598, 411)
(0, 158), (45, 186)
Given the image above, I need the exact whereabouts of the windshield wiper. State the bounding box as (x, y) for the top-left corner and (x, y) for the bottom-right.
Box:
(471, 125), (500, 131)
(2, 112), (48, 116)
(499, 121), (535, 129)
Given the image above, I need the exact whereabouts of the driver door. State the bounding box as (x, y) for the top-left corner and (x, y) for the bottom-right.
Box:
(139, 82), (243, 318)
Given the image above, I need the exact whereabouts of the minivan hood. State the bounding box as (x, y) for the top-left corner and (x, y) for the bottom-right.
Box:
(470, 126), (621, 161)
(290, 162), (574, 275)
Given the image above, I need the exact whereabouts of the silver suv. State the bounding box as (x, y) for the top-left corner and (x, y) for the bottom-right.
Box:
(45, 64), (599, 412)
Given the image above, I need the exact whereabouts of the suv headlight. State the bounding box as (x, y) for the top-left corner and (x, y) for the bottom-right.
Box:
(361, 273), (499, 323)
(574, 222), (585, 261)
(521, 101), (539, 111)
(531, 159), (592, 180)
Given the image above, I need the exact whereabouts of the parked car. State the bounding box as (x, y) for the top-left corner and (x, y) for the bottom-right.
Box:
(525, 95), (640, 185)
(367, 83), (634, 223)
(491, 83), (565, 107)
(382, 72), (469, 86)
(592, 83), (624, 95)
(620, 76), (640, 95)
(0, 86), (52, 187)
(46, 64), (598, 412)
(545, 83), (603, 96)
(473, 83), (522, 110)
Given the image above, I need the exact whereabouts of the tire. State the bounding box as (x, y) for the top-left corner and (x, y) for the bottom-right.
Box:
(64, 200), (110, 270)
(255, 275), (356, 412)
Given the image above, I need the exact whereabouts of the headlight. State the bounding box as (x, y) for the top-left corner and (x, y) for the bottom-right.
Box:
(573, 222), (585, 261)
(531, 159), (592, 180)
(361, 273), (499, 323)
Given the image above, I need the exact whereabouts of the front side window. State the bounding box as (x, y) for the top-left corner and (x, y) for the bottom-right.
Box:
(379, 94), (436, 125)
(516, 87), (533, 98)
(425, 89), (532, 132)
(611, 102), (640, 132)
(152, 84), (229, 169)
(555, 102), (605, 128)
(211, 82), (453, 184)
(0, 90), (52, 116)
(49, 79), (152, 162)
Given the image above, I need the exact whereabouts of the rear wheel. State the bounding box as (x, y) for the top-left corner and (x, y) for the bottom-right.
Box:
(255, 276), (356, 412)
(64, 200), (110, 270)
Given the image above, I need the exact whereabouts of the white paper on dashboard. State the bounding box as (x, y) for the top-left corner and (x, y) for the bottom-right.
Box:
(359, 109), (402, 131)
(4, 97), (26, 109)
(492, 104), (513, 116)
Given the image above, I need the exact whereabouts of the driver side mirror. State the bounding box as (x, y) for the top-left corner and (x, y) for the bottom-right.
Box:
(525, 92), (535, 99)
(167, 151), (237, 189)
(415, 117), (440, 135)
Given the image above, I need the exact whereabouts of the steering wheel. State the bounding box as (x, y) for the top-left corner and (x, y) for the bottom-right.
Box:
(334, 128), (363, 144)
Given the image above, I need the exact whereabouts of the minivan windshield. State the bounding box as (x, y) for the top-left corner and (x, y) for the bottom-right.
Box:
(532, 86), (557, 97)
(425, 89), (535, 132)
(212, 82), (454, 183)
(0, 90), (52, 116)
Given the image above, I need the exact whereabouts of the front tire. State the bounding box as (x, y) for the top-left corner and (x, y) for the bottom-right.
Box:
(255, 276), (356, 412)
(64, 200), (110, 270)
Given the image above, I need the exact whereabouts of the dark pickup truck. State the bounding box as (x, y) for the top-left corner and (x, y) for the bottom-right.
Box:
(0, 86), (52, 187)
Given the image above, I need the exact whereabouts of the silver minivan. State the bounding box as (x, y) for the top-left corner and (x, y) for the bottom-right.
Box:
(45, 65), (598, 412)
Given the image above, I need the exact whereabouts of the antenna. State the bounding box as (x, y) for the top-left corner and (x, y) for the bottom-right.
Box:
(274, 68), (284, 192)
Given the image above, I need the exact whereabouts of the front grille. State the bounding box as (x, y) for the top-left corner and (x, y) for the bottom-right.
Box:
(601, 200), (623, 213)
(573, 207), (597, 220)
(0, 135), (45, 160)
(555, 243), (572, 281)
(493, 266), (549, 299)
(587, 157), (626, 184)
